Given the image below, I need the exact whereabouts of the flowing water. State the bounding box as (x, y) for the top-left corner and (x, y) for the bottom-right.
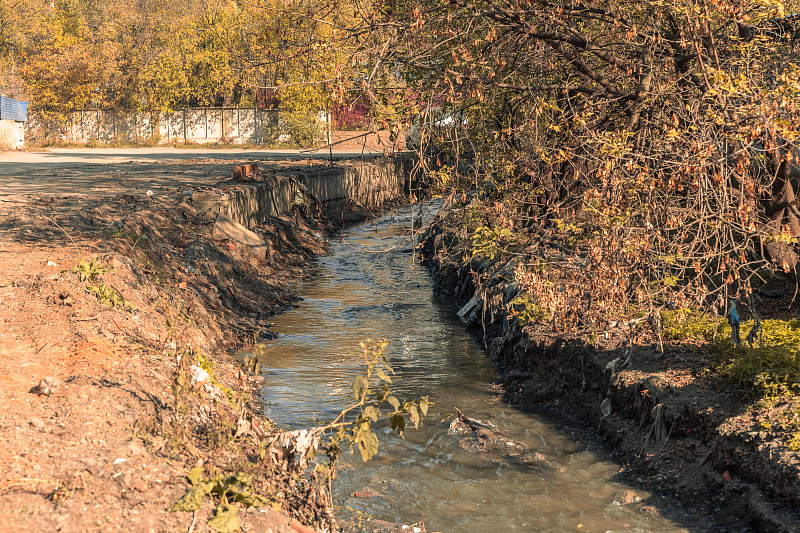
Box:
(248, 204), (704, 533)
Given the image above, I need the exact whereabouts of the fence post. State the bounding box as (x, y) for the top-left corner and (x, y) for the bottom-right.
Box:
(327, 106), (332, 145)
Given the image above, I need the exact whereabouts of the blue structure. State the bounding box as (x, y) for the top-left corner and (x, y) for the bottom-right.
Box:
(729, 299), (741, 347)
(0, 95), (28, 122)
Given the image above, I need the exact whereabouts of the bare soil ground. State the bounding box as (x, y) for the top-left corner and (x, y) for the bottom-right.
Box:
(421, 221), (800, 533)
(0, 157), (388, 533)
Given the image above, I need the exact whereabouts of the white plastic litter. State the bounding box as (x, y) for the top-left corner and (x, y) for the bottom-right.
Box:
(190, 365), (210, 385)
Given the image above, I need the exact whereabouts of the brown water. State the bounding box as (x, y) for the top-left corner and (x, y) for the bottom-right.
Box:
(249, 204), (710, 532)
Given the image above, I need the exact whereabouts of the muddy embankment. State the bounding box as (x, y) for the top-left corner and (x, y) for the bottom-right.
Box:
(419, 218), (800, 533)
(0, 155), (414, 533)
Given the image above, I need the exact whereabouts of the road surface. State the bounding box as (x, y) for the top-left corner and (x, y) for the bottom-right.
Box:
(0, 147), (386, 198)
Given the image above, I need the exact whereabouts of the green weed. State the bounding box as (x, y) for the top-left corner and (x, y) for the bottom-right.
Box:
(660, 308), (725, 341)
(324, 339), (429, 463)
(168, 467), (279, 532)
(711, 319), (800, 401)
(470, 224), (514, 261)
(71, 258), (135, 309)
(197, 352), (234, 403)
(511, 293), (551, 326)
(72, 257), (111, 284)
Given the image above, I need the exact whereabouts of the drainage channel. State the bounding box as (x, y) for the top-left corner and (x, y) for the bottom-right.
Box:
(247, 203), (704, 532)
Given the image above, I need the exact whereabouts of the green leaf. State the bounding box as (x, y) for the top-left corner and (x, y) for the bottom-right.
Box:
(390, 413), (405, 435)
(364, 405), (379, 422)
(512, 294), (532, 306)
(409, 404), (420, 429)
(352, 375), (368, 401)
(167, 481), (215, 512)
(356, 428), (379, 462)
(187, 466), (204, 486)
(375, 368), (392, 384)
(227, 472), (255, 491)
(208, 504), (241, 533)
(232, 490), (270, 508)
(387, 395), (401, 411)
(258, 442), (267, 461)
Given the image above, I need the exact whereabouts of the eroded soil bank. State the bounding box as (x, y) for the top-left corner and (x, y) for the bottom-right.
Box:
(0, 158), (398, 532)
(420, 214), (800, 533)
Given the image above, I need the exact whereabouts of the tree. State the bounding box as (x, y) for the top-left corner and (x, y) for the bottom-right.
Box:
(1, 0), (246, 121)
(322, 0), (800, 325)
(211, 0), (364, 145)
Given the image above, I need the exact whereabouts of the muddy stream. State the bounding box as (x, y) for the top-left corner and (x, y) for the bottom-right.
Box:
(244, 204), (704, 532)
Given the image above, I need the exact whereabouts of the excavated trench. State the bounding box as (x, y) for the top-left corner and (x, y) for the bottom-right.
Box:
(238, 202), (709, 533)
(196, 158), (796, 531)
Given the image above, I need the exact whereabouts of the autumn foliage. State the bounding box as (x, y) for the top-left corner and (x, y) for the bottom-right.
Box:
(0, 0), (348, 124)
(332, 0), (800, 330)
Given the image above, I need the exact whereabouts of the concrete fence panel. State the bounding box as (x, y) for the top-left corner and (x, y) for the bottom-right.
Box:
(207, 108), (223, 141)
(24, 107), (318, 145)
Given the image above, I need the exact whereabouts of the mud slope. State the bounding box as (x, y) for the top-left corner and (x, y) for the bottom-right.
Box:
(0, 174), (395, 533)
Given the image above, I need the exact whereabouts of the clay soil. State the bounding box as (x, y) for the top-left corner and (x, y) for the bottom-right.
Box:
(421, 221), (800, 533)
(0, 157), (389, 533)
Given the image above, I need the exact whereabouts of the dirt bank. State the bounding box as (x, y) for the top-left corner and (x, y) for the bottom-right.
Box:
(0, 159), (399, 533)
(420, 213), (800, 533)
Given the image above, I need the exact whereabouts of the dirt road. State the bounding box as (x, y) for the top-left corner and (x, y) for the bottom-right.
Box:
(0, 147), (385, 198)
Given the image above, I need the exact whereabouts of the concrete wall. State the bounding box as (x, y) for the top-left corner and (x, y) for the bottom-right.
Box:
(26, 108), (330, 146)
(194, 156), (413, 229)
